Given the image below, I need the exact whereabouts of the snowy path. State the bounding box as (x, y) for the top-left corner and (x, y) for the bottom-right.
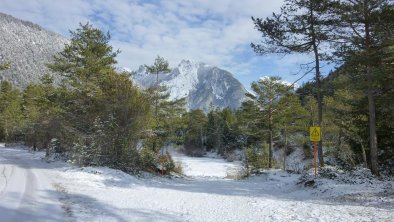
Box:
(171, 152), (243, 178)
(0, 145), (393, 222)
(0, 146), (67, 222)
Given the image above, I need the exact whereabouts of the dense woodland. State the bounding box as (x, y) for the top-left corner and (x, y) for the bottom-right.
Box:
(0, 0), (393, 176)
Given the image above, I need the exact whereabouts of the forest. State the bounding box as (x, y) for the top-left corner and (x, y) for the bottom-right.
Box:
(0, 0), (393, 176)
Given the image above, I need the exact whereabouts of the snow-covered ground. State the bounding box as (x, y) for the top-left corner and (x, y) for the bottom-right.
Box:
(171, 151), (243, 178)
(1, 144), (393, 222)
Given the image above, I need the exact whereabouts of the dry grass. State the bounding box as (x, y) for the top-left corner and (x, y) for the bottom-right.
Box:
(225, 166), (249, 180)
(173, 161), (184, 175)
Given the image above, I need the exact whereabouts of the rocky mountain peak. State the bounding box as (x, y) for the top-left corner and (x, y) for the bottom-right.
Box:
(132, 60), (247, 111)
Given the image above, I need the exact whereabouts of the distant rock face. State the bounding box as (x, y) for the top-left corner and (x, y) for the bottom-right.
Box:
(133, 60), (248, 111)
(0, 12), (67, 88)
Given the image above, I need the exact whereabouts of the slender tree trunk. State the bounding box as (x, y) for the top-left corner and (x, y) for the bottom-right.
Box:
(4, 118), (9, 141)
(309, 5), (324, 167)
(314, 50), (324, 166)
(368, 89), (378, 175)
(360, 141), (368, 169)
(200, 127), (204, 150)
(362, 3), (379, 175)
(268, 107), (273, 168)
(154, 71), (159, 152)
(155, 71), (159, 119)
(283, 128), (287, 171)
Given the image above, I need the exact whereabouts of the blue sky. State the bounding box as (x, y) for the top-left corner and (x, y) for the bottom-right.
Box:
(1, 0), (333, 88)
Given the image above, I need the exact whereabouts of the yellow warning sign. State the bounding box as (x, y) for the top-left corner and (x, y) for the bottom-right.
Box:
(310, 127), (321, 142)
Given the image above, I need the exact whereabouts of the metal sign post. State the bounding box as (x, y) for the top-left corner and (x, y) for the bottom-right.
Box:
(310, 127), (321, 176)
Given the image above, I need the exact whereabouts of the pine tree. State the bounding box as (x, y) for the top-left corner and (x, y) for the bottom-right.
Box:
(324, 80), (368, 167)
(246, 76), (292, 168)
(22, 74), (63, 150)
(47, 23), (120, 159)
(184, 109), (207, 156)
(144, 56), (172, 151)
(239, 100), (265, 147)
(275, 94), (309, 170)
(330, 0), (394, 175)
(251, 0), (339, 166)
(206, 109), (224, 152)
(0, 81), (24, 141)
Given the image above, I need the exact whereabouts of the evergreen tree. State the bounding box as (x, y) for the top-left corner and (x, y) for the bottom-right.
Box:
(330, 0), (394, 175)
(324, 81), (368, 167)
(145, 56), (171, 85)
(22, 74), (63, 150)
(206, 109), (224, 152)
(46, 23), (152, 169)
(239, 100), (265, 147)
(275, 94), (309, 170)
(0, 81), (24, 141)
(144, 56), (172, 151)
(220, 108), (241, 154)
(144, 85), (186, 151)
(246, 76), (292, 168)
(251, 0), (339, 166)
(47, 23), (120, 158)
(184, 109), (207, 156)
(205, 108), (241, 155)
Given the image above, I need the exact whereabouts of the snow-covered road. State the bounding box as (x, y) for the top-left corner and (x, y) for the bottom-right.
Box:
(0, 145), (393, 222)
(0, 145), (66, 222)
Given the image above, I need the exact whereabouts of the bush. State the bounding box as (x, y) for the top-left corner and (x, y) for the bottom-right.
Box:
(139, 148), (176, 174)
(161, 151), (176, 173)
(139, 147), (156, 170)
(245, 146), (270, 172)
(183, 143), (205, 157)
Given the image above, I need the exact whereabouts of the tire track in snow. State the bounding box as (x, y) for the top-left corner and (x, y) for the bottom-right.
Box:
(0, 165), (8, 195)
(0, 148), (70, 222)
(0, 165), (15, 197)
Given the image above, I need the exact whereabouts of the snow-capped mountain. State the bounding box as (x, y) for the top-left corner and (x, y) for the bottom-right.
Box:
(133, 60), (248, 111)
(0, 12), (68, 88)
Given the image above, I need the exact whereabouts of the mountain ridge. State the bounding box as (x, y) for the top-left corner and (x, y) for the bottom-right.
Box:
(132, 59), (248, 111)
(0, 12), (68, 88)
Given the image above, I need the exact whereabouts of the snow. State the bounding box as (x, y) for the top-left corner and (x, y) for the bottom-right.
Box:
(132, 59), (248, 111)
(164, 60), (202, 101)
(171, 151), (243, 178)
(133, 60), (204, 101)
(259, 76), (300, 89)
(1, 144), (393, 222)
(0, 145), (68, 222)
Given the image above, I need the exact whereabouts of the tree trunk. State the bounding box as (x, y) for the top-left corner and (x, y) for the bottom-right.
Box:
(200, 127), (204, 150)
(310, 5), (324, 167)
(268, 108), (273, 168)
(314, 46), (324, 167)
(154, 71), (159, 152)
(360, 141), (368, 169)
(368, 89), (379, 175)
(155, 72), (159, 118)
(269, 128), (272, 168)
(362, 4), (379, 176)
(4, 118), (9, 141)
(283, 128), (287, 171)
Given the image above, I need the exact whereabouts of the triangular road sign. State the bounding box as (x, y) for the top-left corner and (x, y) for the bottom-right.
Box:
(310, 127), (321, 142)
